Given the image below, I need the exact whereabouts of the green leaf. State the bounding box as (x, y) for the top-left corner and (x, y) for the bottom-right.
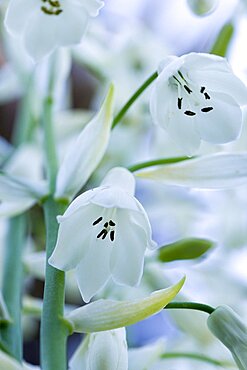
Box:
(66, 277), (185, 333)
(210, 23), (234, 57)
(158, 238), (215, 262)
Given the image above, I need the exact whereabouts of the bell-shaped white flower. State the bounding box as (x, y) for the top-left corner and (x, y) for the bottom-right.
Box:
(4, 0), (104, 61)
(55, 84), (114, 200)
(150, 53), (247, 155)
(0, 349), (39, 370)
(207, 305), (247, 370)
(69, 328), (128, 370)
(49, 167), (157, 302)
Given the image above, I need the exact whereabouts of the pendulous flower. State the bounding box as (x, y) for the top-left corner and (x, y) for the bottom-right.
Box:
(150, 53), (247, 155)
(49, 167), (157, 302)
(207, 305), (247, 370)
(4, 0), (104, 61)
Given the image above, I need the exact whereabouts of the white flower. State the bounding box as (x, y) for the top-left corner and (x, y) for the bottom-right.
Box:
(207, 305), (247, 370)
(69, 328), (128, 370)
(49, 167), (156, 302)
(4, 0), (104, 61)
(150, 53), (247, 155)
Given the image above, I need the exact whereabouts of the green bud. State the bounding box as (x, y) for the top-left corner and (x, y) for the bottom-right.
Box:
(187, 0), (218, 16)
(158, 238), (215, 262)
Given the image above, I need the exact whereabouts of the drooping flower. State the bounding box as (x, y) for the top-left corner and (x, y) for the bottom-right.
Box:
(4, 0), (104, 61)
(150, 53), (247, 155)
(49, 167), (157, 302)
(207, 305), (247, 370)
(69, 328), (128, 370)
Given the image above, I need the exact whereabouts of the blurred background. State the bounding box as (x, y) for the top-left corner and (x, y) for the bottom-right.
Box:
(1, 0), (247, 368)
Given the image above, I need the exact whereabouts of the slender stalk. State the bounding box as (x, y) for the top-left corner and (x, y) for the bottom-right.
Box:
(40, 53), (69, 369)
(1, 215), (26, 361)
(112, 71), (158, 128)
(128, 156), (192, 172)
(165, 301), (215, 315)
(160, 352), (230, 367)
(42, 95), (58, 193)
(41, 197), (69, 370)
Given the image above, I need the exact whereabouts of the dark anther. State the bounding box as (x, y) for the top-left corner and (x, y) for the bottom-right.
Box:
(49, 0), (60, 7)
(55, 9), (63, 14)
(184, 85), (192, 94)
(204, 92), (210, 100)
(200, 86), (205, 93)
(110, 230), (115, 242)
(177, 97), (183, 110)
(109, 220), (116, 226)
(201, 107), (213, 113)
(184, 110), (196, 116)
(173, 75), (181, 85)
(97, 229), (108, 239)
(93, 217), (103, 226)
(178, 71), (187, 82)
(104, 222), (109, 228)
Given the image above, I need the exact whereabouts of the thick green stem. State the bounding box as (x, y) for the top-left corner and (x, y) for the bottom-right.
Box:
(41, 197), (69, 370)
(1, 215), (26, 361)
(161, 352), (229, 367)
(165, 301), (215, 315)
(112, 71), (158, 128)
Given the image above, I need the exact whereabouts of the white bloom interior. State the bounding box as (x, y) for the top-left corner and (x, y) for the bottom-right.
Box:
(150, 53), (247, 155)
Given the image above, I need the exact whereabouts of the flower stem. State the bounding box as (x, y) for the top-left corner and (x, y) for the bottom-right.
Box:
(165, 301), (215, 314)
(128, 156), (192, 172)
(160, 352), (230, 367)
(1, 215), (26, 361)
(41, 197), (69, 370)
(112, 71), (158, 129)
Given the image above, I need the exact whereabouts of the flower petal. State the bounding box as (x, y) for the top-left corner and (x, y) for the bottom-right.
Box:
(136, 153), (247, 189)
(111, 211), (147, 286)
(100, 167), (136, 196)
(75, 237), (112, 302)
(66, 277), (185, 332)
(48, 204), (98, 271)
(55, 84), (114, 200)
(197, 92), (242, 144)
(74, 0), (105, 16)
(4, 0), (38, 37)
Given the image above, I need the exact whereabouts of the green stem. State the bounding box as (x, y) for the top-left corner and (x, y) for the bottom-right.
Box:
(1, 215), (26, 361)
(161, 352), (230, 367)
(41, 197), (69, 370)
(165, 301), (215, 315)
(112, 71), (158, 128)
(128, 156), (192, 172)
(42, 95), (58, 193)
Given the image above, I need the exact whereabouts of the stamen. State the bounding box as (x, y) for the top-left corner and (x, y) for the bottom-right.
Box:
(97, 229), (108, 239)
(184, 85), (192, 94)
(177, 97), (183, 110)
(104, 222), (109, 228)
(110, 230), (115, 242)
(204, 92), (210, 100)
(200, 86), (205, 93)
(173, 75), (182, 85)
(109, 220), (115, 226)
(201, 107), (213, 113)
(93, 217), (103, 226)
(184, 110), (196, 116)
(41, 0), (63, 15)
(178, 71), (187, 83)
